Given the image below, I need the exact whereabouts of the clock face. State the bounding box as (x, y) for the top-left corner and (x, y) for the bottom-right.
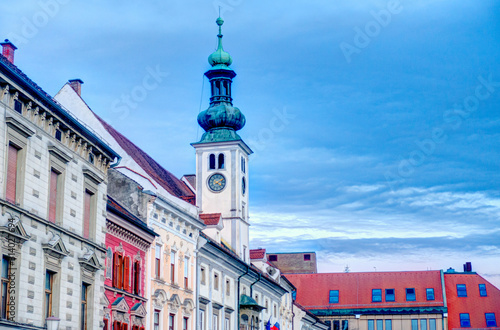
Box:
(208, 173), (226, 192)
(242, 177), (246, 195)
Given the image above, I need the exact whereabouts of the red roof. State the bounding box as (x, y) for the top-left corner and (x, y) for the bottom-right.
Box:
(199, 213), (222, 226)
(250, 249), (266, 260)
(445, 272), (500, 329)
(96, 116), (195, 205)
(286, 271), (444, 310)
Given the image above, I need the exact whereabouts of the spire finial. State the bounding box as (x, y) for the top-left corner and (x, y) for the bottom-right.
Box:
(208, 17), (232, 68)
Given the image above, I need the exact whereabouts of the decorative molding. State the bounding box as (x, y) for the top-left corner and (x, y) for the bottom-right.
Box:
(79, 249), (102, 273)
(42, 233), (69, 260)
(107, 222), (150, 251)
(5, 115), (35, 138)
(168, 294), (181, 313)
(48, 144), (73, 163)
(83, 167), (104, 184)
(152, 289), (167, 310)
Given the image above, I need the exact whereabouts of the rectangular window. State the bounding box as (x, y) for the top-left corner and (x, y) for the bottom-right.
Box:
(372, 289), (382, 302)
(385, 320), (392, 330)
(329, 290), (339, 303)
(14, 100), (22, 114)
(45, 271), (54, 319)
(368, 320), (374, 330)
(457, 284), (467, 297)
(406, 288), (416, 301)
(199, 310), (205, 330)
(420, 319), (427, 330)
(1, 256), (11, 319)
(154, 310), (160, 330)
(342, 320), (348, 330)
(376, 319), (383, 330)
(184, 257), (189, 288)
(155, 245), (161, 279)
(55, 129), (62, 141)
(170, 251), (176, 284)
(429, 319), (436, 330)
(81, 283), (89, 330)
(486, 313), (497, 327)
(213, 314), (219, 330)
(183, 317), (188, 330)
(48, 170), (58, 223)
(479, 284), (487, 297)
(214, 273), (219, 291)
(385, 288), (395, 301)
(169, 314), (175, 330)
(201, 267), (206, 285)
(426, 288), (435, 301)
(83, 190), (93, 239)
(225, 317), (230, 330)
(133, 260), (140, 295)
(411, 319), (418, 330)
(226, 279), (231, 296)
(333, 320), (340, 330)
(304, 254), (311, 261)
(268, 255), (277, 262)
(460, 313), (471, 327)
(6, 144), (19, 204)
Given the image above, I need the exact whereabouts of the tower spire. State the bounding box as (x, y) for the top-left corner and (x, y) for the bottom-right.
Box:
(197, 18), (246, 143)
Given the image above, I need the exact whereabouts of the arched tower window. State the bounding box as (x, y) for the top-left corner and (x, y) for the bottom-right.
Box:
(223, 81), (229, 96)
(218, 154), (225, 169)
(241, 157), (245, 173)
(209, 154), (216, 170)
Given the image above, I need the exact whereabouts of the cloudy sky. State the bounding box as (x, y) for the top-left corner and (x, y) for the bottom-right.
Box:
(2, 1), (500, 286)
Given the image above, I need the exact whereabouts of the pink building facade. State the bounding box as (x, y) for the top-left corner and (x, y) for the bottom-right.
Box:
(103, 196), (157, 330)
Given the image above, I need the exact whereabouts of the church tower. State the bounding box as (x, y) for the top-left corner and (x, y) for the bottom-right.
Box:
(192, 17), (253, 262)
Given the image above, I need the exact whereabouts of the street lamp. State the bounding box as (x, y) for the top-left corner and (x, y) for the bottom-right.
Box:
(46, 316), (60, 330)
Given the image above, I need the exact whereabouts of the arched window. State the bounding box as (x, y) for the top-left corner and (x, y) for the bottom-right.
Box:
(209, 154), (216, 170)
(223, 81), (229, 96)
(241, 157), (245, 173)
(218, 154), (225, 169)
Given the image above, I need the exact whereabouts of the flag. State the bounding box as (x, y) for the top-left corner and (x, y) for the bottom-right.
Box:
(266, 319), (271, 330)
(271, 322), (280, 330)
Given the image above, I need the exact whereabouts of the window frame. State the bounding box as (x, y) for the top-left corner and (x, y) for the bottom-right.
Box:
(184, 257), (189, 289)
(485, 313), (497, 327)
(1, 256), (11, 319)
(406, 288), (416, 301)
(154, 310), (160, 330)
(44, 270), (55, 319)
(372, 289), (382, 302)
(329, 290), (339, 304)
(426, 288), (435, 301)
(479, 284), (487, 297)
(170, 251), (176, 284)
(457, 284), (467, 297)
(385, 288), (395, 302)
(81, 282), (89, 330)
(460, 313), (471, 327)
(155, 245), (161, 279)
(385, 319), (392, 330)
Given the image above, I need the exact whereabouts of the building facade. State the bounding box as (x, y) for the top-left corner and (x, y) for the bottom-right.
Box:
(0, 41), (119, 329)
(286, 271), (448, 330)
(103, 195), (157, 330)
(266, 252), (317, 275)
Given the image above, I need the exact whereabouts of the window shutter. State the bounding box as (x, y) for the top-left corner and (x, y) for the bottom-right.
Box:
(83, 191), (92, 238)
(114, 321), (119, 330)
(124, 256), (130, 291)
(48, 170), (58, 223)
(113, 253), (119, 287)
(6, 145), (18, 204)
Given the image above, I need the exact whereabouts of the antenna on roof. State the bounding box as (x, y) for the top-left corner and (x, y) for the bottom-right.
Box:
(344, 265), (350, 273)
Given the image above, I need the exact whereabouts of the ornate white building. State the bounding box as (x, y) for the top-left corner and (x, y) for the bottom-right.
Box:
(0, 40), (119, 329)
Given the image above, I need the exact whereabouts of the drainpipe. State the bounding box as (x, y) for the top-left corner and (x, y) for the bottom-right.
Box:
(237, 266), (250, 330)
(250, 273), (261, 297)
(291, 297), (295, 330)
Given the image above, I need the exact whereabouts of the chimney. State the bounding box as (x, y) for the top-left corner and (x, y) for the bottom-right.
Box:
(68, 79), (84, 96)
(1, 39), (17, 64)
(463, 262), (472, 272)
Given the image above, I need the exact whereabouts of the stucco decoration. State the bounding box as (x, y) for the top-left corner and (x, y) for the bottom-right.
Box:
(168, 294), (181, 313)
(152, 289), (167, 310)
(105, 247), (113, 279)
(182, 298), (195, 316)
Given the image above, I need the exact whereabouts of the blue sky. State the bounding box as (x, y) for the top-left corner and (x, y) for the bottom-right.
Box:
(2, 0), (500, 286)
